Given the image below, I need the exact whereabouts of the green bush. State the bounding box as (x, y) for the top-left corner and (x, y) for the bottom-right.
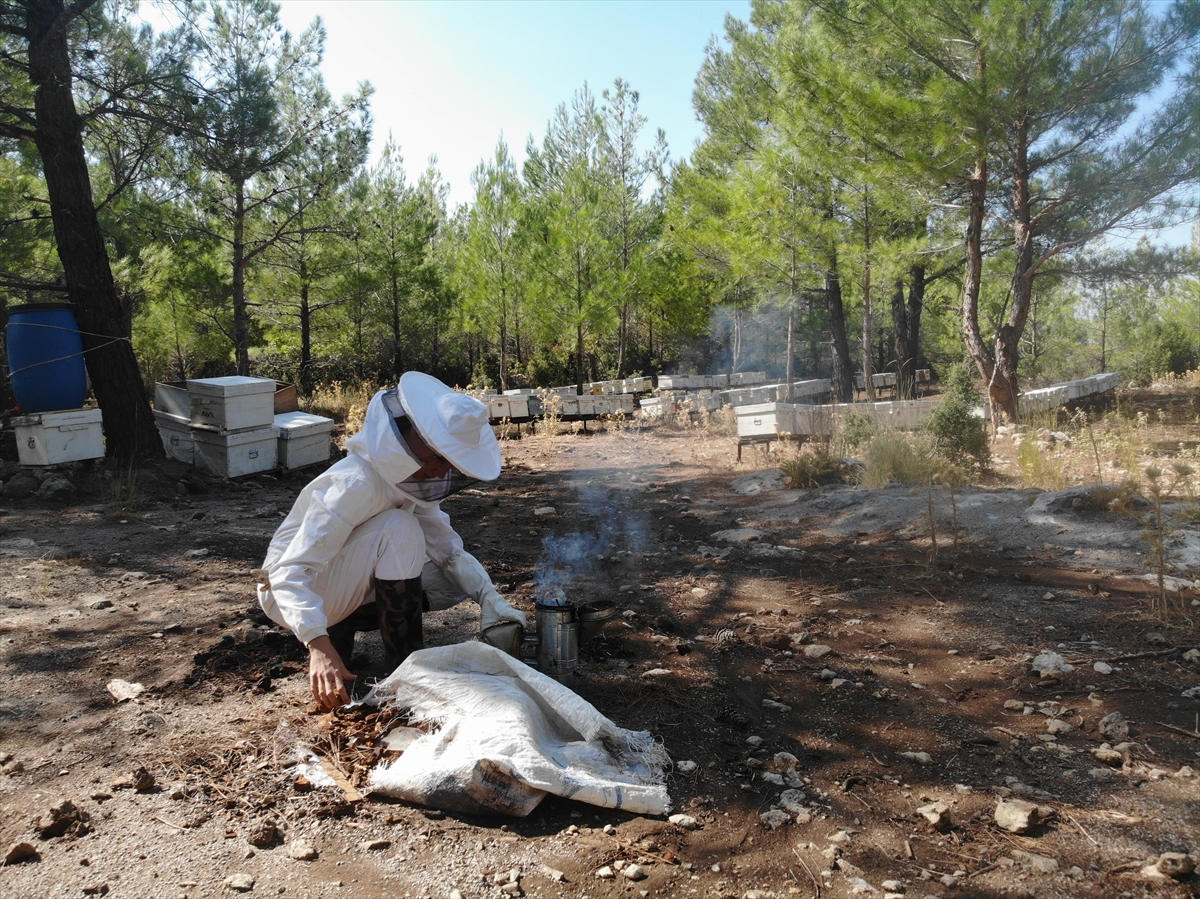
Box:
(837, 410), (878, 451)
(924, 364), (989, 466)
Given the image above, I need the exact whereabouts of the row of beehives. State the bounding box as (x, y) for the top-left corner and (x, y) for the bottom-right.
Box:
(853, 370), (931, 390)
(576, 377), (655, 395)
(152, 377), (334, 477)
(1014, 372), (1119, 417)
(488, 378), (654, 398)
(638, 393), (722, 416)
(484, 392), (637, 421)
(736, 400), (940, 439)
(638, 379), (832, 417)
(719, 378), (831, 406)
(735, 372), (1121, 439)
(657, 371), (768, 390)
(490, 371), (770, 396)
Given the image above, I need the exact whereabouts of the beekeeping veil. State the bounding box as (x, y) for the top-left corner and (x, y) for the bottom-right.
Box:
(344, 373), (499, 505)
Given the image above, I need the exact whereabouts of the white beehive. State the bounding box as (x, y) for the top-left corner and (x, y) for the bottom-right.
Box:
(729, 371), (767, 387)
(192, 425), (278, 477)
(638, 396), (674, 417)
(487, 397), (512, 420)
(153, 410), (194, 464)
(736, 403), (797, 438)
(274, 412), (333, 471)
(187, 376), (276, 432)
(12, 408), (104, 466)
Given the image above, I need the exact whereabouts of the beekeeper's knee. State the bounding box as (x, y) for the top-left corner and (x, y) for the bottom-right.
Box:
(370, 509), (425, 581)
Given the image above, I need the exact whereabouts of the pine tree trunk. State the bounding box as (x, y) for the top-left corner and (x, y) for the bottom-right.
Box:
(575, 322), (584, 394)
(27, 0), (161, 460)
(498, 275), (508, 392)
(784, 295), (795, 403)
(299, 284), (312, 396)
(232, 182), (250, 375)
(390, 271), (402, 381)
(617, 302), (628, 380)
(892, 264), (925, 400)
(961, 153), (1009, 417)
(861, 201), (875, 401)
(998, 112), (1036, 421)
(824, 261), (854, 403)
(732, 306), (744, 374)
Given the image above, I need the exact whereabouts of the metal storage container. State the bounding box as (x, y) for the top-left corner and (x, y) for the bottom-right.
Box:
(153, 409), (194, 464)
(187, 376), (276, 432)
(274, 412), (333, 471)
(192, 425), (278, 477)
(12, 408), (104, 466)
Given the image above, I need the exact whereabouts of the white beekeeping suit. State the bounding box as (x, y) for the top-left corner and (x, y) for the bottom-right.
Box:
(256, 371), (526, 709)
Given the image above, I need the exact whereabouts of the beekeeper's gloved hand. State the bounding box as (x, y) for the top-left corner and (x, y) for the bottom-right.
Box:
(443, 551), (528, 630)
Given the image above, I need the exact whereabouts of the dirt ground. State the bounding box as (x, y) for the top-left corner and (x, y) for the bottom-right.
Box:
(3, 409), (1200, 899)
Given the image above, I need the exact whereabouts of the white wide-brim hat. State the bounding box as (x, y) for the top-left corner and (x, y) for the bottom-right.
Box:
(396, 372), (501, 481)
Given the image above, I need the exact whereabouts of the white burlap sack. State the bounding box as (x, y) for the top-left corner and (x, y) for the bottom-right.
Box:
(363, 642), (671, 817)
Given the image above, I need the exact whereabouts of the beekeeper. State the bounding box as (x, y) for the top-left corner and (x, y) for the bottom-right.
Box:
(256, 371), (527, 710)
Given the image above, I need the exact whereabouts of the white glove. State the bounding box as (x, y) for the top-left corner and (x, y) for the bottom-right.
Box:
(443, 551), (528, 631)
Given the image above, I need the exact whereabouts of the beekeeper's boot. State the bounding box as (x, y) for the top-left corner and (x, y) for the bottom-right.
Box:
(374, 576), (424, 669)
(326, 601), (380, 666)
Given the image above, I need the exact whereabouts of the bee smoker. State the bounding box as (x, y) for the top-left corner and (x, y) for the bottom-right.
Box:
(535, 597), (579, 682)
(481, 597), (615, 683)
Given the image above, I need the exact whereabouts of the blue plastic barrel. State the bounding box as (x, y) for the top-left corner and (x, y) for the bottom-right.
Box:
(5, 303), (88, 412)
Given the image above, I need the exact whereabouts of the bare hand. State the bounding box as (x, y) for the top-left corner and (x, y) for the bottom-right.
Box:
(307, 635), (356, 710)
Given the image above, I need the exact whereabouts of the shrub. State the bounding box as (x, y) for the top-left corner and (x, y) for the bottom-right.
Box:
(837, 410), (877, 452)
(857, 430), (938, 487)
(1016, 436), (1068, 490)
(924, 364), (989, 466)
(779, 449), (852, 488)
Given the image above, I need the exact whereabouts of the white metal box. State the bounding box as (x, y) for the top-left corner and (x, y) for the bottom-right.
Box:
(559, 395), (597, 416)
(792, 379), (832, 399)
(274, 411), (333, 471)
(638, 396), (674, 417)
(12, 408), (104, 466)
(192, 425), (278, 478)
(154, 380), (191, 419)
(152, 409), (194, 464)
(736, 403), (797, 438)
(187, 376), (276, 432)
(729, 371), (767, 387)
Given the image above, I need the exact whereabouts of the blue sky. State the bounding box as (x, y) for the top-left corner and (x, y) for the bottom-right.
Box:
(274, 0), (750, 210)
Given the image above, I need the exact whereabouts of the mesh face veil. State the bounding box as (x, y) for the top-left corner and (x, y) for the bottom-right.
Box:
(381, 388), (480, 503)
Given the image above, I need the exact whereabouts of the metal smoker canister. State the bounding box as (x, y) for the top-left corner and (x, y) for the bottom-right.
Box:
(535, 598), (578, 681)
